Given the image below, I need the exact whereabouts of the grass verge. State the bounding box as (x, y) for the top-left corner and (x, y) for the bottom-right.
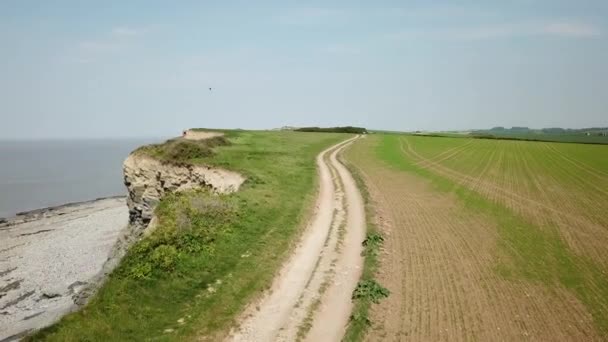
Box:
(339, 144), (389, 341)
(27, 130), (347, 341)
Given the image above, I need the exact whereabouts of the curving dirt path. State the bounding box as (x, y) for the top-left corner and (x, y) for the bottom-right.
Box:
(228, 136), (366, 342)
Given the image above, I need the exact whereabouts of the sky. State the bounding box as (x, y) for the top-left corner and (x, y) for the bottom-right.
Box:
(0, 1), (607, 139)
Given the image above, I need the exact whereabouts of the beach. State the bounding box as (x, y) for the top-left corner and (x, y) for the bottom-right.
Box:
(0, 197), (128, 341)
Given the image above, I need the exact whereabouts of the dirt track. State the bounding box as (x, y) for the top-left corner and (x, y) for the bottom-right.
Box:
(228, 136), (365, 342)
(182, 130), (224, 140)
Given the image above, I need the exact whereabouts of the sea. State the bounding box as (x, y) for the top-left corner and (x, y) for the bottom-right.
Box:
(0, 138), (165, 218)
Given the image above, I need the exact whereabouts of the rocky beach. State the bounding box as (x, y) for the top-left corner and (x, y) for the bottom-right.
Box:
(0, 197), (128, 341)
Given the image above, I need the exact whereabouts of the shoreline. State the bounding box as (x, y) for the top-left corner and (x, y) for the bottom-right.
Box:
(0, 195), (127, 228)
(0, 196), (129, 341)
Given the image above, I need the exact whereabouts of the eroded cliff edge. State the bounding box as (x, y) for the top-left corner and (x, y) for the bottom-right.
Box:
(78, 132), (246, 305)
(123, 152), (245, 233)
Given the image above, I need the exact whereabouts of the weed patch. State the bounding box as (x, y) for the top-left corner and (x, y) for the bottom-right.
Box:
(339, 148), (389, 341)
(352, 280), (390, 304)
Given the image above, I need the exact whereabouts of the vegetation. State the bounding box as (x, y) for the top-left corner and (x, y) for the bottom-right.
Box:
(28, 130), (346, 341)
(351, 279), (390, 304)
(470, 126), (608, 144)
(295, 126), (368, 134)
(134, 136), (230, 164)
(374, 134), (608, 336)
(339, 151), (388, 341)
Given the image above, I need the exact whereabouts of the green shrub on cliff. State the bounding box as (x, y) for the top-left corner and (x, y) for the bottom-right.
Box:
(122, 191), (238, 279)
(135, 135), (230, 165)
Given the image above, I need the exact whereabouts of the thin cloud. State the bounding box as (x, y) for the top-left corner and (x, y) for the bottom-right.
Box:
(540, 23), (600, 37)
(73, 26), (147, 63)
(387, 21), (601, 41)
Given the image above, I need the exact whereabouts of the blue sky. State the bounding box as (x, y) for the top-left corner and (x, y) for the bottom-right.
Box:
(1, 1), (606, 138)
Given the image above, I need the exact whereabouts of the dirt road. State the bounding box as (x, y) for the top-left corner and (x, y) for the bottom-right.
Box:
(182, 130), (224, 140)
(228, 136), (366, 342)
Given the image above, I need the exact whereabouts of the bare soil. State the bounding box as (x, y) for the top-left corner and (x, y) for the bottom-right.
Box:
(345, 138), (601, 341)
(182, 130), (225, 140)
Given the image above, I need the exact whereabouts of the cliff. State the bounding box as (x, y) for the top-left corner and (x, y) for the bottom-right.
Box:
(122, 131), (245, 240)
(75, 131), (245, 306)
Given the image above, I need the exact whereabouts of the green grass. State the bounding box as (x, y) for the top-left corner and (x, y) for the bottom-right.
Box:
(28, 130), (348, 341)
(135, 135), (231, 164)
(476, 132), (608, 144)
(374, 134), (608, 336)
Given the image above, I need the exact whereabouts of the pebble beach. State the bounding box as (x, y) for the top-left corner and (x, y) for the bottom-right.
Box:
(0, 197), (128, 341)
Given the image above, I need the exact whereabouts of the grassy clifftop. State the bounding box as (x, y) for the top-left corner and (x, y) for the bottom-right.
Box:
(30, 130), (348, 341)
(134, 135), (231, 164)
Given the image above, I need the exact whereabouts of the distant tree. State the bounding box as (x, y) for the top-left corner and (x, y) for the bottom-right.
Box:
(294, 126), (368, 134)
(541, 128), (566, 134)
(490, 126), (505, 131)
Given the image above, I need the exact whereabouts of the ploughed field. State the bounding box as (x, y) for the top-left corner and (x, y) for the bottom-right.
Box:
(345, 134), (608, 341)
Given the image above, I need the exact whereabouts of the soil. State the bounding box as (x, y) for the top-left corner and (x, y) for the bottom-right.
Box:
(346, 138), (601, 341)
(182, 130), (225, 140)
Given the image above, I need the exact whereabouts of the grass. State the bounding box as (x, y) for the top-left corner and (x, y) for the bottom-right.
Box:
(474, 132), (608, 144)
(339, 147), (388, 341)
(134, 135), (231, 164)
(28, 130), (348, 341)
(374, 133), (608, 336)
(420, 131), (608, 145)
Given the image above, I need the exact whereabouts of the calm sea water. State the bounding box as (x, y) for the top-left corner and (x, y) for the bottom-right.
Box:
(0, 138), (164, 218)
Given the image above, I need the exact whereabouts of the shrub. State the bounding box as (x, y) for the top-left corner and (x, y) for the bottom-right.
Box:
(150, 245), (179, 271)
(122, 191), (238, 279)
(166, 141), (214, 161)
(352, 279), (390, 304)
(134, 135), (231, 164)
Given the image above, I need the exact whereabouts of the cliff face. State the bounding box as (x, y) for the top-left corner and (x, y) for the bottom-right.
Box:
(123, 154), (245, 234)
(73, 138), (246, 308)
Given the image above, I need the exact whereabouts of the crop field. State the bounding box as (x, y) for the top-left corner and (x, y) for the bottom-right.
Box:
(345, 134), (608, 341)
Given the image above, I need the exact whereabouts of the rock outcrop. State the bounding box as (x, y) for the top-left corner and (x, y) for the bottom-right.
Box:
(72, 142), (246, 312)
(123, 153), (245, 234)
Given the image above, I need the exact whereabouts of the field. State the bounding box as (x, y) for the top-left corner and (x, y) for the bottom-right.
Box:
(28, 131), (346, 341)
(472, 132), (608, 144)
(345, 134), (608, 341)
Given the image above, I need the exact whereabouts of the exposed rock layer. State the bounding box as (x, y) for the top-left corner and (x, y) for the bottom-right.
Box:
(123, 153), (245, 235)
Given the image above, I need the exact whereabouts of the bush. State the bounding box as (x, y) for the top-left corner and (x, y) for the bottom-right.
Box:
(134, 135), (231, 165)
(295, 126), (368, 134)
(166, 141), (213, 161)
(362, 232), (384, 247)
(122, 191), (238, 279)
(352, 279), (390, 304)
